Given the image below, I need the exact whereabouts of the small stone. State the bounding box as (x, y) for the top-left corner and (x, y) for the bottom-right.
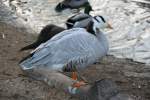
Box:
(138, 85), (141, 88)
(2, 33), (5, 39)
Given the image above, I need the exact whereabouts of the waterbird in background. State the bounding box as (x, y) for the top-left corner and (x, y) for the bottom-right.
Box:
(19, 15), (113, 88)
(55, 0), (93, 14)
(66, 13), (91, 29)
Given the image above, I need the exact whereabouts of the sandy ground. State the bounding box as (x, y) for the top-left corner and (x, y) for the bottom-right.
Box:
(0, 22), (150, 100)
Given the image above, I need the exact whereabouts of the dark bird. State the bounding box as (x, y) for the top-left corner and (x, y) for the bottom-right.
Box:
(55, 0), (93, 14)
(19, 24), (65, 51)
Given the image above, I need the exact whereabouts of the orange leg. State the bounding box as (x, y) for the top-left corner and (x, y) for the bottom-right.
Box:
(72, 81), (87, 88)
(72, 72), (77, 80)
(71, 71), (87, 88)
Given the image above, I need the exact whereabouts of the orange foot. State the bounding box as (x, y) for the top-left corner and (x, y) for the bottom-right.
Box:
(72, 72), (77, 80)
(72, 81), (87, 88)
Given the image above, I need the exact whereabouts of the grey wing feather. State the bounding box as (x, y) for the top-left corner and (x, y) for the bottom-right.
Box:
(20, 28), (108, 71)
(31, 28), (81, 53)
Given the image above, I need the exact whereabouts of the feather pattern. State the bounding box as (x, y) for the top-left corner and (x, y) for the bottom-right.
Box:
(20, 28), (109, 72)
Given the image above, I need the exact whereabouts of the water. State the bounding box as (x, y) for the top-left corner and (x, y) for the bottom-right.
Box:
(1, 0), (150, 65)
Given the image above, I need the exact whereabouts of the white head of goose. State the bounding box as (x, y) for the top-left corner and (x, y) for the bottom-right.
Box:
(55, 0), (93, 14)
(84, 15), (113, 37)
(66, 14), (113, 33)
(92, 15), (113, 32)
(19, 15), (113, 90)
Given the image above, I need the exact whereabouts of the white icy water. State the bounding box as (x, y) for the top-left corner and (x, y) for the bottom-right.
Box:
(1, 0), (150, 64)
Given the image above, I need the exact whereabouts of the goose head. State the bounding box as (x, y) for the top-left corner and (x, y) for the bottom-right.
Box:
(93, 16), (113, 30)
(86, 15), (113, 35)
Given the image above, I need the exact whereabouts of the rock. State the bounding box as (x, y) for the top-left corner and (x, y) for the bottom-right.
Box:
(81, 79), (133, 100)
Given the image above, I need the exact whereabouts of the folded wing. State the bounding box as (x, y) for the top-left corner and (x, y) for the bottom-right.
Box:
(20, 28), (108, 72)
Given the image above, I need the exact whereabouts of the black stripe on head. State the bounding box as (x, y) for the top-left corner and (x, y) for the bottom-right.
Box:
(98, 15), (106, 23)
(94, 16), (100, 23)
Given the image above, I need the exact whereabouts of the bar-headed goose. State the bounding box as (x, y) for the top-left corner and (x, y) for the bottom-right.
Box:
(19, 16), (113, 89)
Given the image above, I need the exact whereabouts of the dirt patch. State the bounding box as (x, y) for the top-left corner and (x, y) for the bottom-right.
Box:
(0, 22), (150, 100)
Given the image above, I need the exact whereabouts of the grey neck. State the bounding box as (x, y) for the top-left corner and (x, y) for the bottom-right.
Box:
(96, 30), (106, 41)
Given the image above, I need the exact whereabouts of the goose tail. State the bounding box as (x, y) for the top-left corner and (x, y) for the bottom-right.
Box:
(19, 53), (35, 70)
(19, 42), (40, 52)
